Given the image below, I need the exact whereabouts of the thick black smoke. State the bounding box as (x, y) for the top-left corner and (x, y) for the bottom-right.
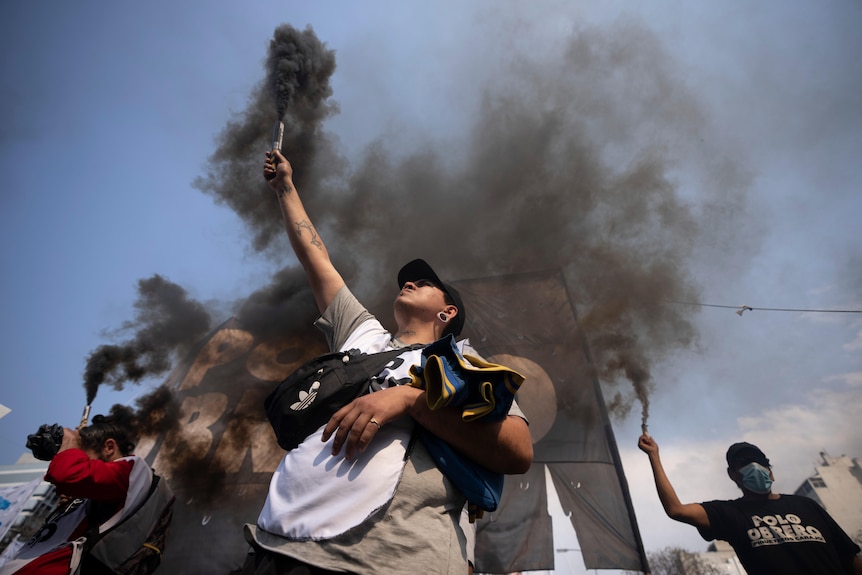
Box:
(62, 24), (758, 573)
(83, 275), (211, 403)
(268, 24), (336, 122)
(89, 17), (751, 457)
(233, 265), (321, 342)
(194, 21), (752, 429)
(132, 384), (183, 439)
(193, 24), (342, 254)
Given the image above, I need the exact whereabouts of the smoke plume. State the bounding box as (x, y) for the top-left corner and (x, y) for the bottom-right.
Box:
(233, 265), (322, 342)
(88, 16), (754, 489)
(193, 24), (341, 254)
(194, 21), (752, 427)
(268, 24), (336, 122)
(83, 275), (211, 404)
(63, 23), (760, 572)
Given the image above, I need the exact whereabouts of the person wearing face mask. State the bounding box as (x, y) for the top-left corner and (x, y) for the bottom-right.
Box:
(638, 434), (862, 575)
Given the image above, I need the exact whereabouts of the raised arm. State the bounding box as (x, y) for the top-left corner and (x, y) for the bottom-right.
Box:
(638, 433), (711, 529)
(264, 150), (344, 314)
(45, 428), (131, 501)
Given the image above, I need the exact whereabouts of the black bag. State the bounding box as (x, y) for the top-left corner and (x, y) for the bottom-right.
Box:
(265, 347), (419, 451)
(85, 471), (176, 575)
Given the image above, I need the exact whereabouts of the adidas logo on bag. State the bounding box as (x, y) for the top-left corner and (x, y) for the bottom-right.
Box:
(266, 347), (420, 452)
(290, 381), (321, 411)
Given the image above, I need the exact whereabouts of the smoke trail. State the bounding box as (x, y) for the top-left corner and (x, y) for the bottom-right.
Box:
(83, 275), (212, 404)
(133, 384), (183, 438)
(87, 388), (180, 453)
(193, 24), (341, 254)
(196, 19), (752, 434)
(268, 24), (336, 121)
(233, 265), (322, 342)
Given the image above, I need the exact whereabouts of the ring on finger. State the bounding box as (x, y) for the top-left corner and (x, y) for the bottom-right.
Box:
(369, 417), (381, 430)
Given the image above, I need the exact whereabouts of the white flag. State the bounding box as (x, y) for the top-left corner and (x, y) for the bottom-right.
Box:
(0, 477), (43, 542)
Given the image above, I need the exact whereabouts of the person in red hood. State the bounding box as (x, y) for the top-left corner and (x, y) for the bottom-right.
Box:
(2, 413), (154, 575)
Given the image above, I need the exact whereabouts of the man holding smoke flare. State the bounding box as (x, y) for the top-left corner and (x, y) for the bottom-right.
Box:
(239, 149), (533, 574)
(639, 433), (862, 574)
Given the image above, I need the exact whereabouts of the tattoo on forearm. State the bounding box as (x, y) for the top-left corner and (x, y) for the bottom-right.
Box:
(295, 220), (323, 249)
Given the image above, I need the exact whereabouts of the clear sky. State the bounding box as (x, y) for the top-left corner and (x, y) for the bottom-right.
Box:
(2, 1), (861, 571)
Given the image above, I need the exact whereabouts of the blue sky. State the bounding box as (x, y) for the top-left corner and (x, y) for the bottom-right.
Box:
(2, 1), (861, 569)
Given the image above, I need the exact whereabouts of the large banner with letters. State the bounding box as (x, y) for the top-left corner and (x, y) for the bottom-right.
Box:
(134, 321), (328, 574)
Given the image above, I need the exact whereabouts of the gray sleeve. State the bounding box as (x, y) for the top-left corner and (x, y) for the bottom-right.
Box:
(508, 398), (527, 423)
(314, 285), (374, 352)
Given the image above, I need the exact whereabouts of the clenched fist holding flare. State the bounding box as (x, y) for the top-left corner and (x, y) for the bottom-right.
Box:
(271, 120), (284, 166)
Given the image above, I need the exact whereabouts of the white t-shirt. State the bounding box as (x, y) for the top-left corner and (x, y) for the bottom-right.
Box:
(249, 286), (525, 574)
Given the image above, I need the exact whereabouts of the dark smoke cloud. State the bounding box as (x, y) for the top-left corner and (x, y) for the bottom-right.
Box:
(196, 21), (750, 428)
(132, 384), (183, 438)
(268, 25), (337, 121)
(91, 388), (181, 451)
(83, 275), (211, 403)
(193, 24), (342, 254)
(192, 23), (748, 432)
(233, 265), (320, 341)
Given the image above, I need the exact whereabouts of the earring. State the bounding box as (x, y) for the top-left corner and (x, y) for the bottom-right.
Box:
(438, 312), (449, 322)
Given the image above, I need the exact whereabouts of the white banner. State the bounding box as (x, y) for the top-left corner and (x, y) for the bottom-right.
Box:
(0, 477), (43, 542)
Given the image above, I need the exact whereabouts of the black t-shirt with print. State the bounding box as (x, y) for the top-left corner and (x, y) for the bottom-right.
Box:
(698, 494), (860, 575)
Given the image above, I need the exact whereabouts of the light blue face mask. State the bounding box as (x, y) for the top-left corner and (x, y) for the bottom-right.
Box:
(739, 462), (773, 494)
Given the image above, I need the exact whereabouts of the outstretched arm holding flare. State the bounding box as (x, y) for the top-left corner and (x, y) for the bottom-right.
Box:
(638, 433), (710, 529)
(264, 150), (344, 314)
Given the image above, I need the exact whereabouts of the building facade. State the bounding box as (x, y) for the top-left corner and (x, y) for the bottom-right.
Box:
(793, 452), (862, 550)
(0, 454), (55, 561)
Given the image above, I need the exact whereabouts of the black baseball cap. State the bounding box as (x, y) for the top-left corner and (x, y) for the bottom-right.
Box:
(726, 442), (770, 469)
(397, 259), (465, 337)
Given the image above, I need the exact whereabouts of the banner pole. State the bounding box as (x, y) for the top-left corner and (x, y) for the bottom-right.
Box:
(560, 269), (651, 575)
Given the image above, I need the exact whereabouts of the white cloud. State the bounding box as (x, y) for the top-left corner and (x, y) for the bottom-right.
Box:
(735, 385), (862, 490)
(843, 330), (862, 352)
(824, 371), (862, 387)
